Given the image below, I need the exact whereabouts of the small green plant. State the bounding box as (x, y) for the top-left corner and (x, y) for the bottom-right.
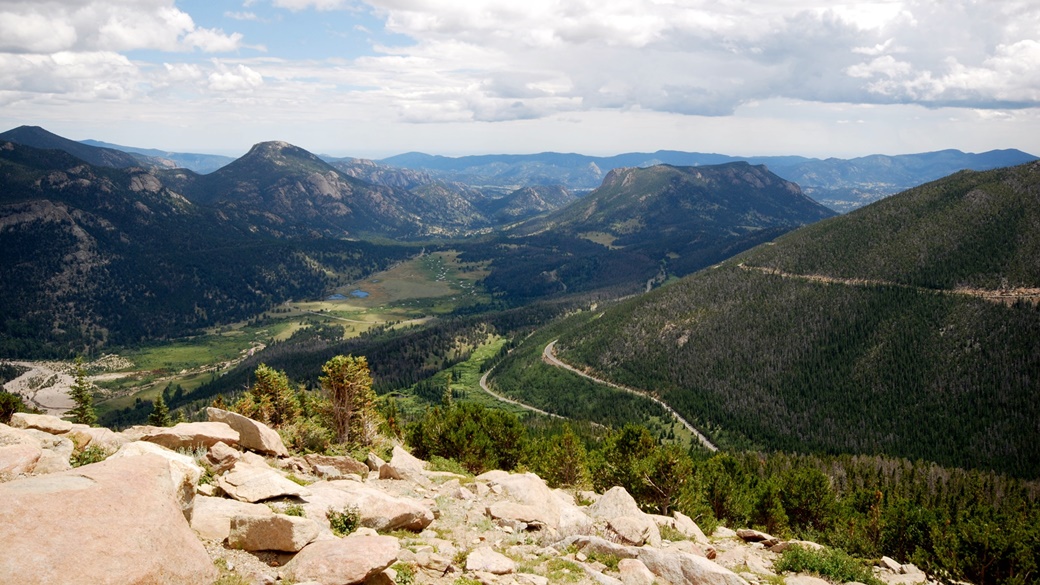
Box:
(585, 550), (620, 571)
(281, 503), (305, 517)
(286, 473), (311, 486)
(212, 558), (251, 585)
(659, 523), (689, 542)
(546, 558), (584, 583)
(326, 505), (361, 536)
(452, 549), (470, 567)
(452, 578), (482, 585)
(774, 545), (884, 585)
(391, 562), (416, 585)
(70, 445), (111, 467)
(428, 455), (471, 476)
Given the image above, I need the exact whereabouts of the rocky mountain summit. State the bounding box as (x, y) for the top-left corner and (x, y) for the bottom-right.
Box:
(2, 411), (934, 585)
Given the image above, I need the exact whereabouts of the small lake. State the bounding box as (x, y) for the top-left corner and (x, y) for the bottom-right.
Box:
(325, 293), (347, 301)
(350, 289), (370, 298)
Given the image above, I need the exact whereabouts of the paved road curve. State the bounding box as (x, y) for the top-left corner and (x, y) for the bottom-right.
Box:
(542, 340), (718, 452)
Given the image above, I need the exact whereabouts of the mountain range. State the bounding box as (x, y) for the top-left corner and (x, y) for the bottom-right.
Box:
(532, 160), (1040, 477)
(0, 125), (833, 355)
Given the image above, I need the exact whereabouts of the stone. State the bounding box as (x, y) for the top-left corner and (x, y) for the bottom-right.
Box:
(736, 529), (779, 547)
(207, 440), (241, 473)
(0, 453), (215, 584)
(305, 452), (368, 477)
(302, 481), (434, 532)
(483, 471), (591, 533)
(714, 526), (738, 538)
(784, 576), (831, 585)
(390, 445), (426, 474)
(487, 501), (553, 530)
(136, 421), (240, 451)
(217, 460), (310, 502)
(466, 546), (516, 575)
(10, 412), (73, 434)
(618, 558), (656, 585)
(0, 423), (41, 479)
(881, 556), (903, 572)
(190, 494), (274, 541)
(64, 425), (128, 452)
(23, 429), (73, 474)
(109, 440), (204, 520)
(666, 540), (706, 557)
(769, 540), (824, 553)
(902, 562), (924, 575)
(281, 535), (400, 585)
(672, 510), (710, 544)
(229, 513), (321, 552)
(609, 516), (658, 546)
(637, 547), (750, 585)
(588, 486), (660, 546)
(366, 451), (387, 471)
(516, 574), (550, 585)
(207, 407), (289, 457)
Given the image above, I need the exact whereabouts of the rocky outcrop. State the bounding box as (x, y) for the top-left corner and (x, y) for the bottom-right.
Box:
(207, 407), (289, 457)
(466, 546), (516, 574)
(190, 495), (274, 541)
(0, 454), (215, 584)
(10, 412), (73, 434)
(0, 423), (42, 478)
(302, 480), (434, 532)
(228, 513), (321, 552)
(217, 459), (310, 503)
(130, 421), (240, 451)
(281, 534), (400, 584)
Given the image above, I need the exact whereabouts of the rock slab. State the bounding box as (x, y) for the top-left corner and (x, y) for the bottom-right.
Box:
(0, 454), (215, 584)
(207, 407), (289, 457)
(281, 534), (400, 584)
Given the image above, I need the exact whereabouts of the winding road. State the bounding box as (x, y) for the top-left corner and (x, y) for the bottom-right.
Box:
(478, 368), (568, 421)
(542, 340), (718, 452)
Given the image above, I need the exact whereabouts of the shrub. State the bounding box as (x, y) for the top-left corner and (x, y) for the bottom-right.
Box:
(774, 545), (883, 585)
(406, 403), (525, 474)
(327, 505), (361, 537)
(71, 445), (111, 467)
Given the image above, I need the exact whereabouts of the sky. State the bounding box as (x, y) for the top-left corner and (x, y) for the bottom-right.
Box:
(1, 0), (1039, 159)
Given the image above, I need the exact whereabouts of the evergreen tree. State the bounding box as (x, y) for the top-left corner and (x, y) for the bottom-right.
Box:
(320, 355), (378, 445)
(67, 357), (97, 426)
(147, 394), (171, 427)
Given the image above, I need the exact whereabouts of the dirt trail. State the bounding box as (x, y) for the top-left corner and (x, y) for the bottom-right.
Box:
(2, 362), (76, 416)
(542, 340), (718, 452)
(740, 264), (1040, 305)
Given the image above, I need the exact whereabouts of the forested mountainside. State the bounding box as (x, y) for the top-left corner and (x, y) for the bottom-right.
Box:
(0, 126), (141, 168)
(0, 141), (412, 357)
(540, 162), (1040, 478)
(80, 139), (235, 174)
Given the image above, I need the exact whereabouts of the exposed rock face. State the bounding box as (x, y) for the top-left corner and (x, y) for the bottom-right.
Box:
(217, 460), (310, 503)
(486, 501), (553, 530)
(190, 495), (274, 542)
(10, 412), (73, 434)
(466, 546), (517, 575)
(0, 423), (42, 478)
(0, 454), (216, 584)
(281, 534), (400, 584)
(302, 481), (434, 532)
(588, 486), (661, 546)
(207, 407), (289, 457)
(133, 421), (240, 451)
(672, 510), (709, 544)
(479, 471), (591, 533)
(304, 453), (368, 477)
(206, 440), (241, 473)
(22, 428), (73, 474)
(65, 424), (128, 452)
(228, 513), (321, 552)
(618, 558), (656, 585)
(390, 445), (426, 474)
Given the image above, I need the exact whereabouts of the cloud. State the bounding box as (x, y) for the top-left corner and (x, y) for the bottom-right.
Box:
(273, 0), (350, 11)
(208, 62), (264, 92)
(0, 0), (244, 54)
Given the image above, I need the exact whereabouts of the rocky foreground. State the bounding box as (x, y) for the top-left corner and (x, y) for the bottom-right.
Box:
(1, 410), (935, 585)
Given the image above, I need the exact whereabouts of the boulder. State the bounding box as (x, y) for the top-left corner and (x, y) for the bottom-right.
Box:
(714, 526), (738, 538)
(207, 407), (288, 457)
(637, 546), (749, 585)
(588, 486), (660, 546)
(609, 516), (658, 546)
(110, 440), (203, 519)
(10, 412), (73, 434)
(305, 453), (368, 477)
(0, 454), (216, 584)
(366, 452), (387, 471)
(228, 513), (321, 552)
(302, 481), (434, 532)
(190, 494), (274, 541)
(672, 510), (709, 544)
(206, 440), (241, 473)
(736, 528), (779, 547)
(482, 471), (591, 533)
(881, 556), (903, 572)
(136, 421), (240, 451)
(22, 428), (73, 474)
(466, 546), (516, 575)
(0, 423), (41, 479)
(64, 425), (128, 452)
(619, 558), (656, 585)
(281, 534), (399, 584)
(217, 460), (310, 503)
(389, 445), (426, 474)
(486, 501), (553, 530)
(769, 540), (824, 553)
(785, 576), (831, 585)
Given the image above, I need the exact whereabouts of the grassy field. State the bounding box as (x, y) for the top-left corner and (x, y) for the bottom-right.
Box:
(93, 250), (491, 416)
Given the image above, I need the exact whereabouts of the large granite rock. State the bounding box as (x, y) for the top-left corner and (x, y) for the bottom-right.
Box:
(207, 407), (288, 457)
(478, 471), (591, 533)
(0, 423), (41, 479)
(281, 534), (399, 584)
(64, 424), (129, 452)
(133, 421), (240, 451)
(228, 513), (321, 552)
(466, 546), (516, 575)
(191, 495), (274, 541)
(21, 428), (73, 474)
(588, 486), (660, 546)
(302, 481), (434, 532)
(10, 412), (73, 434)
(304, 453), (368, 477)
(217, 460), (310, 503)
(0, 454), (216, 584)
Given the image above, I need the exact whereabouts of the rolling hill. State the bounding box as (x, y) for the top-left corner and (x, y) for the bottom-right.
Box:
(497, 161), (1040, 478)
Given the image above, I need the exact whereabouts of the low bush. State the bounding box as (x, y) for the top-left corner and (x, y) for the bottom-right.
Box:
(326, 505), (361, 537)
(774, 545), (883, 585)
